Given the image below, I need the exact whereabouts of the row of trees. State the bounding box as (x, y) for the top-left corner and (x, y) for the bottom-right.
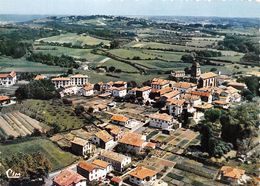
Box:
(27, 53), (79, 68)
(15, 79), (59, 100)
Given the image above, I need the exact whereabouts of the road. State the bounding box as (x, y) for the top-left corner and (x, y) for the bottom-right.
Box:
(99, 57), (110, 64)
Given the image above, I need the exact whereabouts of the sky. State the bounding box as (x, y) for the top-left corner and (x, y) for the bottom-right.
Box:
(0, 0), (259, 18)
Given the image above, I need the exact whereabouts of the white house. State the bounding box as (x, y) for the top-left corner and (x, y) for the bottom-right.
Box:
(166, 99), (186, 117)
(136, 86), (152, 100)
(172, 82), (197, 93)
(111, 115), (129, 126)
(71, 137), (95, 158)
(53, 169), (87, 186)
(198, 72), (217, 88)
(80, 83), (94, 97)
(111, 87), (127, 97)
(60, 86), (81, 97)
(99, 150), (132, 172)
(151, 78), (170, 90)
(77, 161), (107, 182)
(70, 74), (89, 86)
(0, 71), (17, 87)
(149, 113), (181, 130)
(52, 74), (89, 89)
(92, 159), (113, 174)
(92, 130), (114, 150)
(118, 132), (156, 153)
(129, 166), (157, 186)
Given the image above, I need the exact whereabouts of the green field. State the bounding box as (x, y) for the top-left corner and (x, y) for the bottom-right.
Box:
(34, 45), (107, 62)
(0, 56), (67, 73)
(210, 55), (244, 63)
(109, 48), (154, 59)
(100, 58), (140, 73)
(37, 33), (110, 46)
(0, 138), (78, 171)
(21, 100), (86, 131)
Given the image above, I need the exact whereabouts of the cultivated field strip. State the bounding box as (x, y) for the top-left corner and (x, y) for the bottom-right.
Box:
(0, 112), (46, 139)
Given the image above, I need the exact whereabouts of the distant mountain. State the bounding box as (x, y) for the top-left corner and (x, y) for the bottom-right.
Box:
(0, 14), (50, 23)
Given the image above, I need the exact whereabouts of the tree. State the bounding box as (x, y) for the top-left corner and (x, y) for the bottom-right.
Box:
(67, 68), (74, 74)
(204, 109), (221, 123)
(6, 152), (51, 185)
(110, 40), (120, 49)
(220, 102), (260, 148)
(15, 79), (59, 100)
(74, 105), (85, 116)
(108, 66), (116, 72)
(181, 54), (195, 63)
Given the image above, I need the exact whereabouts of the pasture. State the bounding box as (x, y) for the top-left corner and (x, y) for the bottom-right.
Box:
(0, 56), (66, 73)
(0, 138), (78, 171)
(37, 33), (110, 46)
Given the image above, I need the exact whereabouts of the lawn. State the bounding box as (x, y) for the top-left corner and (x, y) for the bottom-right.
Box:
(20, 100), (86, 131)
(0, 138), (78, 171)
(0, 56), (67, 73)
(37, 33), (110, 46)
(109, 48), (154, 59)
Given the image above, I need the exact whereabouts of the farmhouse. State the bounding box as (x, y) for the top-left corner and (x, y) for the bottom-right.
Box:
(151, 78), (170, 90)
(92, 159), (113, 173)
(71, 137), (95, 158)
(227, 82), (247, 90)
(213, 100), (230, 109)
(166, 99), (186, 117)
(219, 166), (246, 184)
(118, 132), (155, 153)
(80, 83), (94, 97)
(136, 86), (152, 100)
(53, 169), (87, 186)
(59, 86), (81, 97)
(77, 161), (107, 182)
(149, 113), (180, 130)
(128, 166), (157, 186)
(0, 96), (11, 106)
(198, 72), (218, 88)
(188, 91), (212, 103)
(111, 115), (129, 126)
(110, 87), (127, 97)
(160, 90), (180, 100)
(113, 81), (127, 88)
(105, 124), (122, 140)
(171, 70), (185, 78)
(0, 71), (17, 87)
(101, 81), (114, 91)
(92, 130), (114, 150)
(150, 87), (172, 100)
(172, 82), (197, 93)
(111, 177), (123, 186)
(99, 150), (132, 172)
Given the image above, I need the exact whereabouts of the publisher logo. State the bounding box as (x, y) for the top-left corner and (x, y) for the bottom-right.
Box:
(6, 169), (21, 179)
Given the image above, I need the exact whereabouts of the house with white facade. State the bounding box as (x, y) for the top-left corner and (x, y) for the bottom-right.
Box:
(111, 87), (127, 97)
(52, 74), (88, 89)
(77, 161), (107, 182)
(172, 82), (197, 93)
(92, 159), (113, 174)
(111, 115), (129, 126)
(92, 130), (114, 150)
(80, 83), (94, 97)
(149, 113), (180, 130)
(135, 86), (152, 100)
(118, 132), (156, 153)
(0, 71), (17, 87)
(198, 72), (217, 88)
(166, 99), (186, 117)
(151, 78), (170, 90)
(99, 150), (132, 172)
(53, 169), (87, 186)
(71, 137), (95, 158)
(128, 166), (157, 186)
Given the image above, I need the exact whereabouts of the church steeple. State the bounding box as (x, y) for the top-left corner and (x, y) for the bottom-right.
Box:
(191, 62), (201, 78)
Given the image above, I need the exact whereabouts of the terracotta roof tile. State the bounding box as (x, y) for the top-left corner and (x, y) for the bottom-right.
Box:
(220, 166), (245, 179)
(200, 72), (217, 79)
(95, 130), (113, 143)
(129, 166), (157, 180)
(173, 82), (197, 89)
(92, 159), (109, 169)
(111, 115), (129, 122)
(53, 169), (86, 186)
(167, 98), (186, 106)
(0, 96), (10, 102)
(77, 161), (97, 172)
(52, 77), (70, 81)
(119, 132), (144, 147)
(149, 113), (173, 122)
(111, 177), (122, 183)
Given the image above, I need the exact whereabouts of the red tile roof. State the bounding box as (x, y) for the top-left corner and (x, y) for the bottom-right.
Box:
(220, 166), (245, 179)
(129, 166), (157, 180)
(53, 169), (86, 186)
(77, 161), (97, 172)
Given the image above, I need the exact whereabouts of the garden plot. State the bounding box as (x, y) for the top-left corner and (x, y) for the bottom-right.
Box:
(0, 111), (48, 139)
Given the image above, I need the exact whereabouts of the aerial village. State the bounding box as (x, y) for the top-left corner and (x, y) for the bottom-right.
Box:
(0, 61), (259, 186)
